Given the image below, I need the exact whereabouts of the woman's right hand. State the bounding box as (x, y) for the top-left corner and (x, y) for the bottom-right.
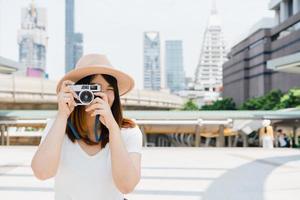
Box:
(57, 80), (79, 118)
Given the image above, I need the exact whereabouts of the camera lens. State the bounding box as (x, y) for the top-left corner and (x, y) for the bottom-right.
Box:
(79, 90), (93, 104)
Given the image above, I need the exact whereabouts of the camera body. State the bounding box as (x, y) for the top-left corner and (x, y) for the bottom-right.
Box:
(68, 84), (101, 105)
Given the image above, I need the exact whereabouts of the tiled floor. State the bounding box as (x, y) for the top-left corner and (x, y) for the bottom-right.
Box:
(1, 146), (300, 200)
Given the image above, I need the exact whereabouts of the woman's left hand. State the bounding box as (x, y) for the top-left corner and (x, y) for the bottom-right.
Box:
(85, 92), (118, 130)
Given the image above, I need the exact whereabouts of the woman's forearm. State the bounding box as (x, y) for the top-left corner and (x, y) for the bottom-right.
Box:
(109, 124), (140, 194)
(31, 112), (67, 180)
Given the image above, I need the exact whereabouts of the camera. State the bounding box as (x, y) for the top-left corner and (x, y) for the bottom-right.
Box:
(68, 84), (101, 105)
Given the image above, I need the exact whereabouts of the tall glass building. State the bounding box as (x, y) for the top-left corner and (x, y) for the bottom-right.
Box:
(65, 0), (83, 73)
(165, 40), (185, 92)
(17, 2), (47, 77)
(143, 31), (161, 91)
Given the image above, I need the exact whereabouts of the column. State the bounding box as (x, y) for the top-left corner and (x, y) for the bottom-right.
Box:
(275, 8), (281, 25)
(293, 0), (300, 14)
(0, 125), (5, 145)
(194, 125), (201, 147)
(241, 131), (248, 147)
(280, 0), (288, 23)
(217, 125), (225, 147)
(139, 125), (147, 147)
(293, 0), (300, 29)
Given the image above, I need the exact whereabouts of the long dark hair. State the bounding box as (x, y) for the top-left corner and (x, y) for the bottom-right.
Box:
(66, 74), (136, 147)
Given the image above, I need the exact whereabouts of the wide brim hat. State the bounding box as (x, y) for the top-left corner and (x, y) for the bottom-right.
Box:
(56, 54), (134, 96)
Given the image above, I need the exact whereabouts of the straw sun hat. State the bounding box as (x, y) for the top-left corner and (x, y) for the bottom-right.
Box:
(56, 54), (134, 96)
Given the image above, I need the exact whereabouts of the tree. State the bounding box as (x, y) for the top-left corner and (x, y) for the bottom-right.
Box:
(275, 89), (300, 109)
(182, 99), (199, 110)
(201, 98), (236, 110)
(239, 89), (283, 110)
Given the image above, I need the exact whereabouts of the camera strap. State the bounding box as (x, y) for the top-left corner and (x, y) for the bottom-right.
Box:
(67, 114), (104, 142)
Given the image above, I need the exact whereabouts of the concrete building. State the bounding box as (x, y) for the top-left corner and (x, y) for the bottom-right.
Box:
(0, 56), (23, 74)
(17, 1), (47, 77)
(143, 31), (161, 91)
(194, 0), (227, 94)
(223, 0), (300, 105)
(188, 0), (227, 106)
(165, 40), (185, 92)
(65, 0), (83, 73)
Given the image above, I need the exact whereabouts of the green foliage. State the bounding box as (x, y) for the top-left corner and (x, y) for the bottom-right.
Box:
(182, 99), (199, 110)
(200, 97), (236, 110)
(239, 89), (283, 110)
(274, 89), (300, 109)
(180, 88), (300, 111)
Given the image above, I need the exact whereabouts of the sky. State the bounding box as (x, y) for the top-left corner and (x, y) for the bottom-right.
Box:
(0, 0), (274, 89)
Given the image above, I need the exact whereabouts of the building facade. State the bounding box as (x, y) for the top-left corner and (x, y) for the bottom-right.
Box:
(65, 0), (83, 73)
(165, 40), (185, 92)
(0, 56), (24, 74)
(223, 0), (300, 105)
(17, 2), (47, 77)
(194, 1), (227, 93)
(143, 31), (161, 91)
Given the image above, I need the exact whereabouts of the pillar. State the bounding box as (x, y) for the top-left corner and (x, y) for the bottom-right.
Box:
(241, 131), (248, 147)
(140, 125), (147, 147)
(293, 0), (300, 14)
(194, 125), (201, 147)
(6, 126), (9, 146)
(228, 136), (232, 147)
(217, 125), (225, 147)
(280, 0), (288, 23)
(0, 125), (4, 145)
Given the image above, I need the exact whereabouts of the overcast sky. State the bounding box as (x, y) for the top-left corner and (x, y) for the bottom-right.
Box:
(0, 0), (273, 89)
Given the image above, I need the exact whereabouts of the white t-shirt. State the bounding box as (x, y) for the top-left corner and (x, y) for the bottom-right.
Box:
(262, 135), (274, 149)
(278, 135), (287, 147)
(40, 118), (143, 200)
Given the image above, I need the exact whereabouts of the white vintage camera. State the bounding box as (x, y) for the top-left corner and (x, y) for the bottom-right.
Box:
(68, 84), (101, 105)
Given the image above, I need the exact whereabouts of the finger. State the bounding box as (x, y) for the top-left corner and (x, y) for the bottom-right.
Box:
(61, 93), (73, 101)
(61, 80), (75, 91)
(65, 98), (71, 107)
(68, 97), (77, 109)
(61, 89), (79, 100)
(63, 94), (77, 107)
(91, 109), (105, 117)
(85, 97), (104, 109)
(62, 80), (75, 87)
(85, 103), (104, 112)
(94, 92), (108, 103)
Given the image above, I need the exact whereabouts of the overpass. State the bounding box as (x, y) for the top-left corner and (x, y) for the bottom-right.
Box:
(0, 74), (184, 110)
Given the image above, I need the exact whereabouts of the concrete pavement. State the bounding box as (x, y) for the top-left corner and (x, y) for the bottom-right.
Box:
(0, 146), (300, 200)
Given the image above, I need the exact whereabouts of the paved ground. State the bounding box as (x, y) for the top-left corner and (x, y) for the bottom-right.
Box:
(0, 146), (300, 200)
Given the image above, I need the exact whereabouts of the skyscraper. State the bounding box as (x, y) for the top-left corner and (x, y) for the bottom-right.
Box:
(17, 1), (47, 77)
(65, 0), (83, 73)
(143, 31), (161, 91)
(194, 0), (227, 93)
(165, 40), (185, 92)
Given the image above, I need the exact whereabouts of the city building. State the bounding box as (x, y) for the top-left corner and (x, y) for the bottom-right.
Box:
(65, 0), (83, 73)
(194, 0), (227, 94)
(143, 31), (161, 91)
(165, 40), (185, 92)
(17, 1), (47, 78)
(179, 0), (226, 106)
(223, 0), (300, 105)
(0, 56), (24, 74)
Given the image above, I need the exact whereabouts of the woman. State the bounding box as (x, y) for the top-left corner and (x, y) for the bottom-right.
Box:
(31, 54), (143, 200)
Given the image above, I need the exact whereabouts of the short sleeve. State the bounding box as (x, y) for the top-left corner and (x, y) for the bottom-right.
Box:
(122, 126), (143, 154)
(40, 118), (55, 145)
